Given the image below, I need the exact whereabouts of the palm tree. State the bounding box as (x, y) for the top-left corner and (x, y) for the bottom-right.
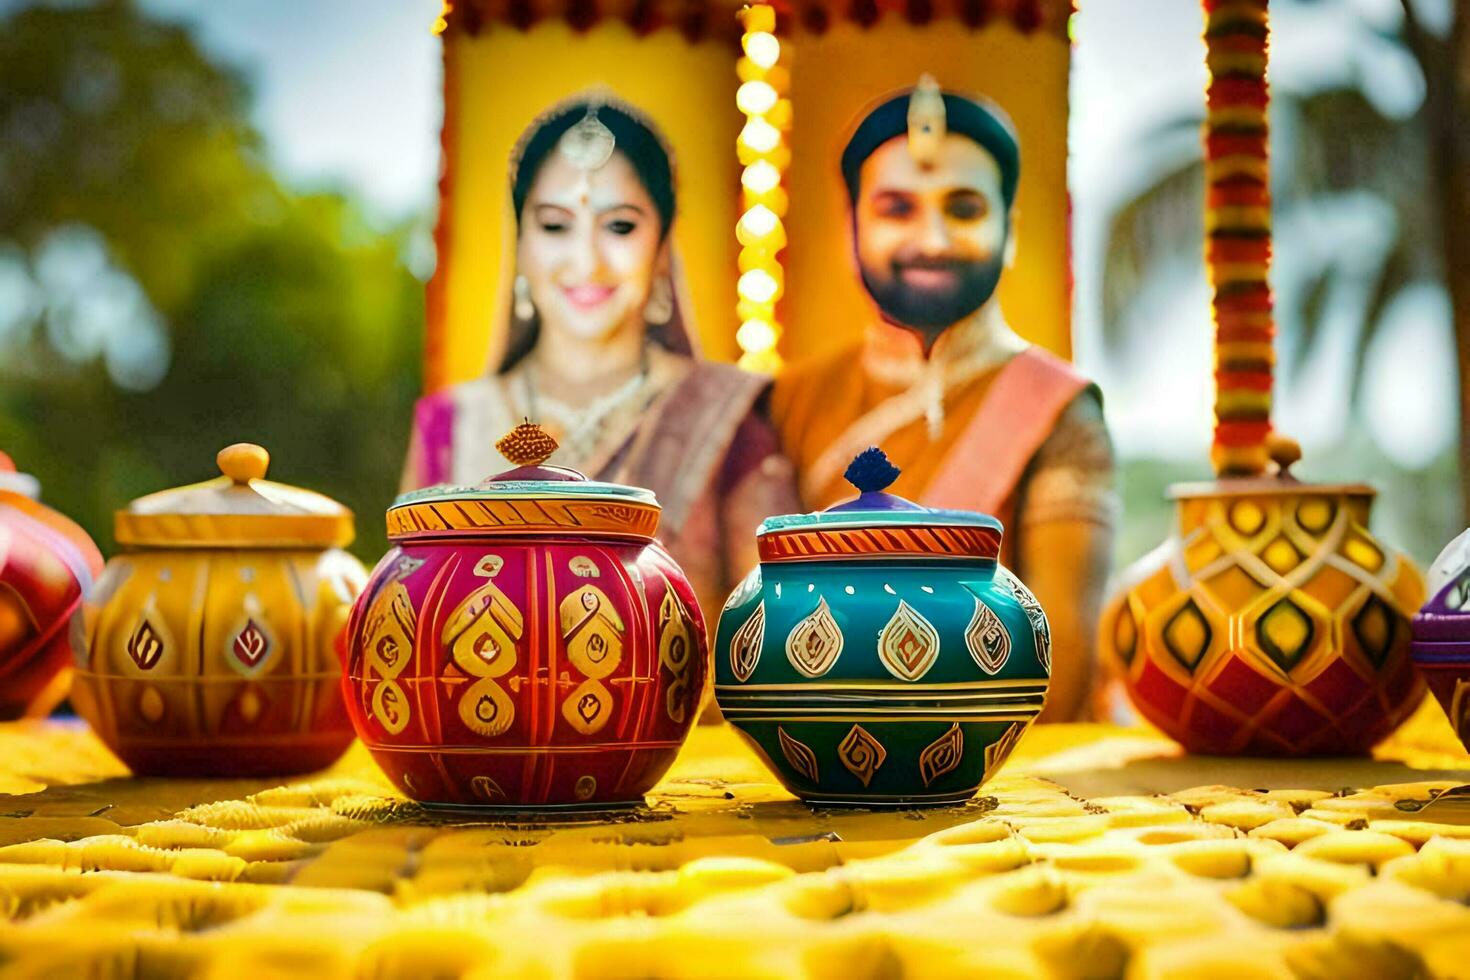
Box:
(1100, 0), (1467, 521)
(1401, 0), (1470, 522)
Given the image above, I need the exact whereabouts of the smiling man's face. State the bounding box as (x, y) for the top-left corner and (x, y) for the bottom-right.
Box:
(854, 132), (1009, 346)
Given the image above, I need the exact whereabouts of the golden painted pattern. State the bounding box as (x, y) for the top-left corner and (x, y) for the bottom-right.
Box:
(136, 686), (164, 723)
(469, 774), (506, 803)
(919, 722), (964, 786)
(364, 581), (415, 681)
(459, 676), (515, 737)
(563, 678), (613, 736)
(226, 612), (273, 675)
(777, 726), (819, 783)
(785, 597), (843, 679)
(759, 524), (1000, 562)
(442, 581), (522, 679)
(878, 600), (941, 682)
(561, 586), (623, 681)
(124, 612), (168, 672)
(370, 679), (410, 736)
(440, 556), (523, 738)
(837, 724), (887, 787)
(723, 567), (762, 611)
(965, 598), (1012, 675)
(657, 578), (696, 724)
(983, 721), (1025, 774)
(998, 568), (1051, 673)
(560, 586), (624, 735)
(388, 498), (659, 540)
(728, 601), (764, 683)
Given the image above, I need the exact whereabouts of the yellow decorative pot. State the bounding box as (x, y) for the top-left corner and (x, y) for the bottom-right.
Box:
(1103, 476), (1425, 756)
(72, 444), (367, 776)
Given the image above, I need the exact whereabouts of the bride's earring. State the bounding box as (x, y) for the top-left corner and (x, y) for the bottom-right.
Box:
(644, 277), (673, 326)
(513, 274), (535, 321)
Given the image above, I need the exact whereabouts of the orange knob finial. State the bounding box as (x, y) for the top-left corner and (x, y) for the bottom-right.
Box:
(217, 443), (270, 484)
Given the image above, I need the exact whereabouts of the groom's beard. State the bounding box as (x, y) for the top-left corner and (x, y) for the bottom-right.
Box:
(860, 250), (1004, 349)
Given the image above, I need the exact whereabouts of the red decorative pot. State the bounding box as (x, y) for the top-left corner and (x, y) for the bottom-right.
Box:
(0, 453), (103, 718)
(342, 424), (707, 809)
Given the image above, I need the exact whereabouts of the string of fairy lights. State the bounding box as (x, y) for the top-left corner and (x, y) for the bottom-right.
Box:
(733, 3), (789, 373)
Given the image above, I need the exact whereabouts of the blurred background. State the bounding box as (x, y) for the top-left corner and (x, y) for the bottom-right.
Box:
(0, 0), (1462, 571)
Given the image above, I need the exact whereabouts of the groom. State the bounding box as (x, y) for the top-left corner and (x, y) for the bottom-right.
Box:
(772, 78), (1116, 721)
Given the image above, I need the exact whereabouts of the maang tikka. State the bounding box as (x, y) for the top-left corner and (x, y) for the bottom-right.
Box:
(907, 73), (947, 169)
(558, 104), (617, 204)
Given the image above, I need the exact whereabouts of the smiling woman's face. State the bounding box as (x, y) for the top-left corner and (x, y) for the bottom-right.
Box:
(517, 148), (665, 346)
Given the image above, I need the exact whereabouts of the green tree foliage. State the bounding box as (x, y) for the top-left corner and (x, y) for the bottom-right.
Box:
(0, 0), (425, 563)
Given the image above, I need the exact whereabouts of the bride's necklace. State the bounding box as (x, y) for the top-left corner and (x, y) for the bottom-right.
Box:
(521, 349), (653, 466)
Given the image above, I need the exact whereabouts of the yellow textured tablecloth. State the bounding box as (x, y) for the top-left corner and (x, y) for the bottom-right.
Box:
(1, 704), (1469, 979)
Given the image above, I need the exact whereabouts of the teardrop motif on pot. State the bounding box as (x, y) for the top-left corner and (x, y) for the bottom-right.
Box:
(878, 600), (941, 682)
(729, 601), (765, 683)
(786, 596), (843, 678)
(965, 598), (1011, 675)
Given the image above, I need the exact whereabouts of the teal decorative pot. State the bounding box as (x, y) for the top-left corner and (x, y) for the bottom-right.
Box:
(713, 449), (1050, 806)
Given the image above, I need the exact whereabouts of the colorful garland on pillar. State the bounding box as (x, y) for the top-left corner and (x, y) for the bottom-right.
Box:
(734, 2), (790, 373)
(1204, 0), (1275, 477)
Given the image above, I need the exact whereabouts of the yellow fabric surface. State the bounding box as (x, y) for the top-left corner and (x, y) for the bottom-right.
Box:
(0, 709), (1468, 978)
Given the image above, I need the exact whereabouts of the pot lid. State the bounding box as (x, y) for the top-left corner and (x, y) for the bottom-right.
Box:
(386, 422), (660, 542)
(0, 452), (41, 500)
(756, 447), (1001, 561)
(1168, 436), (1373, 500)
(115, 443), (354, 549)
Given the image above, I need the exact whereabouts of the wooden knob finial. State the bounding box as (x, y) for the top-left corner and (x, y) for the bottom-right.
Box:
(1267, 433), (1302, 477)
(217, 443), (270, 484)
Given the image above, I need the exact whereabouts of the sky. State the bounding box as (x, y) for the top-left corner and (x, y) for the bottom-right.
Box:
(137, 0), (445, 219)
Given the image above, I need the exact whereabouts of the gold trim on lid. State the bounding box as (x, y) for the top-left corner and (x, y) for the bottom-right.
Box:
(387, 495), (660, 542)
(114, 443), (354, 549)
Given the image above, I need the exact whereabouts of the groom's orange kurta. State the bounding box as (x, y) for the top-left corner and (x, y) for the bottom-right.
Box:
(773, 334), (1117, 722)
(772, 339), (1113, 577)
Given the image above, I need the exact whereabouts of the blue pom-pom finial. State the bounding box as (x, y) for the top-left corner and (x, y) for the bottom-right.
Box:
(844, 447), (901, 494)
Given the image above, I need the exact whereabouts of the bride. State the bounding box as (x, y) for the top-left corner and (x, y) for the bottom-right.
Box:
(403, 96), (799, 626)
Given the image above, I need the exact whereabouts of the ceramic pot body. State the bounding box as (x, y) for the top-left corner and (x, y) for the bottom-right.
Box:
(344, 536), (705, 808)
(0, 470), (103, 719)
(1410, 529), (1470, 752)
(74, 548), (366, 775)
(71, 444), (365, 776)
(1104, 482), (1424, 756)
(713, 453), (1049, 807)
